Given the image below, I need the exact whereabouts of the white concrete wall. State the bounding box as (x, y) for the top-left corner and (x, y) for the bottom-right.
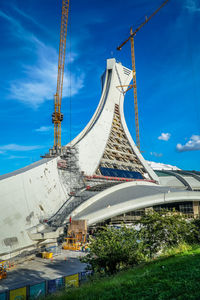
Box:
(69, 58), (132, 175)
(0, 158), (67, 256)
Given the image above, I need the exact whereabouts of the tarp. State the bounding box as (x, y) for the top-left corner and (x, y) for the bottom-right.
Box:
(29, 282), (45, 299)
(48, 278), (63, 293)
(80, 270), (93, 281)
(65, 274), (79, 288)
(0, 292), (6, 300)
(10, 287), (26, 300)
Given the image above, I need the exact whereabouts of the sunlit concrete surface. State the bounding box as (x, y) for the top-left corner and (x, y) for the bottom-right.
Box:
(71, 181), (200, 225)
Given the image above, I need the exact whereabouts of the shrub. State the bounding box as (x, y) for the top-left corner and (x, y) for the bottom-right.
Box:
(82, 210), (199, 275)
(137, 209), (197, 258)
(81, 226), (143, 274)
(191, 217), (200, 242)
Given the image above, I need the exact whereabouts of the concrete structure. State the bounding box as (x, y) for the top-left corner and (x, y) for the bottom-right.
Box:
(0, 58), (200, 259)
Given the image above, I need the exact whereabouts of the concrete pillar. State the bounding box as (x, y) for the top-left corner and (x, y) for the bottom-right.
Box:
(193, 201), (199, 218)
(145, 207), (153, 214)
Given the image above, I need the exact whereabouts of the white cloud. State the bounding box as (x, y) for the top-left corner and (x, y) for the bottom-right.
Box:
(35, 126), (52, 132)
(150, 152), (163, 157)
(9, 43), (84, 108)
(0, 9), (84, 108)
(176, 135), (200, 152)
(13, 5), (48, 32)
(8, 155), (28, 159)
(185, 0), (200, 12)
(158, 133), (171, 141)
(0, 9), (36, 43)
(0, 10), (18, 26)
(0, 144), (43, 151)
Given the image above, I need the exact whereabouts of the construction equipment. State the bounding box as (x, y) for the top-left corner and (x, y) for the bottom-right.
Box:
(62, 220), (87, 251)
(67, 220), (87, 243)
(52, 0), (70, 155)
(117, 0), (169, 151)
(0, 261), (7, 280)
(41, 252), (53, 259)
(62, 238), (81, 251)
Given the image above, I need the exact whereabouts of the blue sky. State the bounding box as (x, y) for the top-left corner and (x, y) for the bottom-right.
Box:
(0, 0), (200, 175)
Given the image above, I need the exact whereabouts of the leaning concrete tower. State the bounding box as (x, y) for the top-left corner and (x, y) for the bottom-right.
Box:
(69, 58), (158, 182)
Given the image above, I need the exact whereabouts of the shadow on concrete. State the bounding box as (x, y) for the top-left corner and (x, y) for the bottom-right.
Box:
(0, 257), (86, 292)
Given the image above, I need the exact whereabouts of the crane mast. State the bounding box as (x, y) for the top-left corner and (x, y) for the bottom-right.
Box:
(130, 27), (140, 151)
(52, 0), (69, 155)
(117, 0), (169, 151)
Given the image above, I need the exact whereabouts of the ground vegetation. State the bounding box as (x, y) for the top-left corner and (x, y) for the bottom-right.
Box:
(46, 246), (200, 300)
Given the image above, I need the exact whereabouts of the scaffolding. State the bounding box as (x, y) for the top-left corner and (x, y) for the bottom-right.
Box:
(58, 146), (86, 193)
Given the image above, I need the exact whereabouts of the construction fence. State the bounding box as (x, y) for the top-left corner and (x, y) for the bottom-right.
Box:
(0, 270), (92, 300)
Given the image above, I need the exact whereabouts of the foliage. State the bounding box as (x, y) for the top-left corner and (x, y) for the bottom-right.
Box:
(137, 209), (197, 258)
(82, 210), (200, 274)
(161, 242), (193, 257)
(81, 226), (143, 274)
(191, 217), (200, 242)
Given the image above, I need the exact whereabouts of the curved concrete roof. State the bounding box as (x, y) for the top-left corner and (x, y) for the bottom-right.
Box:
(71, 181), (200, 225)
(155, 170), (200, 191)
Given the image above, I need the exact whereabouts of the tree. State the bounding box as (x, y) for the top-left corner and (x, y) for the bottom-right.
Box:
(81, 226), (142, 274)
(81, 210), (198, 275)
(137, 209), (196, 258)
(190, 217), (200, 243)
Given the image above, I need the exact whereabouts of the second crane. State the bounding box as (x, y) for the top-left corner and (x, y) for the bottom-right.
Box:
(117, 0), (169, 151)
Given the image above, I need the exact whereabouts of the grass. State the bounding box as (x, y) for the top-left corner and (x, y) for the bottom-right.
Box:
(46, 245), (200, 300)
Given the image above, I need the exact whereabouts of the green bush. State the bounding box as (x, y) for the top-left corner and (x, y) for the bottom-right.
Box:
(137, 209), (197, 258)
(82, 210), (199, 275)
(81, 225), (143, 274)
(191, 217), (200, 242)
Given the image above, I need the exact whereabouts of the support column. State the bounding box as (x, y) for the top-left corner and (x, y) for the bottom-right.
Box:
(145, 207), (153, 214)
(193, 201), (199, 218)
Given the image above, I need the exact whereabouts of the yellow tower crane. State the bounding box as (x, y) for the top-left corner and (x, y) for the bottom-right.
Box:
(52, 0), (70, 155)
(117, 0), (169, 151)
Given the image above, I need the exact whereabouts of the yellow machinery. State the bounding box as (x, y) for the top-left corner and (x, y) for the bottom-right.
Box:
(52, 0), (70, 154)
(0, 261), (7, 280)
(62, 220), (87, 251)
(62, 238), (81, 251)
(41, 252), (53, 259)
(117, 0), (169, 151)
